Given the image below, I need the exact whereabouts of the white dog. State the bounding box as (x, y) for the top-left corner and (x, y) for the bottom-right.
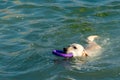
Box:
(63, 35), (101, 57)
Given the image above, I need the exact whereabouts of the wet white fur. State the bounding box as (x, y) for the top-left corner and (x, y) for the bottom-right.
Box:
(66, 35), (101, 57)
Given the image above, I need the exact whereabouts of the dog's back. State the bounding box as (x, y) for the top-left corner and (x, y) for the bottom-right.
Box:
(85, 35), (101, 56)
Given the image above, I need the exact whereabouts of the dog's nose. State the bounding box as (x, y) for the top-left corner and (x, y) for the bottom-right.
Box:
(63, 48), (67, 53)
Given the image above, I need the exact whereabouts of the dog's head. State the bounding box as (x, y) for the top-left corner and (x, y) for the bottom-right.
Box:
(63, 43), (87, 57)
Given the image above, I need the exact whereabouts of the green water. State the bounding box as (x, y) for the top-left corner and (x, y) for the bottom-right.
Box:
(0, 0), (120, 80)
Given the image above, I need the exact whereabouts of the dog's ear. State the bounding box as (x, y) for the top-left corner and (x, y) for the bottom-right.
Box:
(85, 53), (88, 57)
(82, 50), (88, 57)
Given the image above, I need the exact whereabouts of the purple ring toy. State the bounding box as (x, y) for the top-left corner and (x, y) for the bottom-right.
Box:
(52, 50), (73, 58)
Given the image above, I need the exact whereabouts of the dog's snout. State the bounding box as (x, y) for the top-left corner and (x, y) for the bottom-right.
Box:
(63, 48), (67, 52)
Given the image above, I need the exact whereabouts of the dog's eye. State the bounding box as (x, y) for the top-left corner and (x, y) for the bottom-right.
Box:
(73, 46), (77, 49)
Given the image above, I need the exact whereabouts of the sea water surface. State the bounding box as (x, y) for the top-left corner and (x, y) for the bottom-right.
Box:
(0, 0), (120, 80)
